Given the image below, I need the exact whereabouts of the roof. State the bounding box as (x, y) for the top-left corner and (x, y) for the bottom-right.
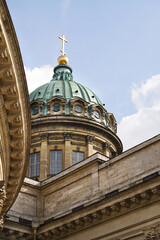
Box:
(29, 64), (103, 107)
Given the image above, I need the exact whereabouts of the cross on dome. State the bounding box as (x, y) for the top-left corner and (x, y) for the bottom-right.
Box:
(59, 34), (68, 56)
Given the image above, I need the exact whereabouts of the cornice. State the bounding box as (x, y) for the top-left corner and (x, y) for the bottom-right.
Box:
(37, 177), (160, 239)
(0, 0), (31, 223)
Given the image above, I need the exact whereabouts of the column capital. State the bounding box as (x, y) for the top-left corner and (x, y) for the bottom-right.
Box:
(64, 132), (72, 140)
(86, 135), (95, 143)
(40, 133), (48, 141)
(103, 142), (110, 150)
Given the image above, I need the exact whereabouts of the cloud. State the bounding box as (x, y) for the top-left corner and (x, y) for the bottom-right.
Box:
(118, 75), (160, 151)
(25, 65), (53, 93)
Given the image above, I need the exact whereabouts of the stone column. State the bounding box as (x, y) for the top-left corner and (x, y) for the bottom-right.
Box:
(64, 133), (72, 169)
(86, 135), (95, 157)
(39, 133), (48, 181)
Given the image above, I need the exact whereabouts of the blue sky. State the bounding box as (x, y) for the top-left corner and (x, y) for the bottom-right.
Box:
(6, 0), (160, 150)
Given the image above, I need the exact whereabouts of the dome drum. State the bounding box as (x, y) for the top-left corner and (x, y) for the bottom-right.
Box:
(28, 115), (121, 181)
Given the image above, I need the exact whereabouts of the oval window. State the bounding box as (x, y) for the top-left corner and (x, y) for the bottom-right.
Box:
(74, 105), (83, 113)
(53, 103), (61, 112)
(94, 110), (100, 119)
(32, 107), (39, 115)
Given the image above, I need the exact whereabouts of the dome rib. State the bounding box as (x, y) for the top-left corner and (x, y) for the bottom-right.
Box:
(62, 79), (66, 98)
(77, 83), (86, 101)
(43, 82), (51, 101)
(79, 84), (91, 103)
(67, 80), (73, 98)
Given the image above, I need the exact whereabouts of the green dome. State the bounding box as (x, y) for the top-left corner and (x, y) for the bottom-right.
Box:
(29, 64), (103, 116)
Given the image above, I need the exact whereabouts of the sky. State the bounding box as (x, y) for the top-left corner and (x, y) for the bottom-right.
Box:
(6, 0), (160, 151)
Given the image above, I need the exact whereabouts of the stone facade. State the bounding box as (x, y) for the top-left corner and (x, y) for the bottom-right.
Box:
(1, 134), (160, 239)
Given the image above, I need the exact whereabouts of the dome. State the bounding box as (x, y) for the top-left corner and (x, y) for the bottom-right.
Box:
(30, 65), (103, 112)
(29, 63), (117, 133)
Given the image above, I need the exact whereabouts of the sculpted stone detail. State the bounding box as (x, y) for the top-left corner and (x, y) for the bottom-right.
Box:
(8, 115), (22, 125)
(75, 219), (84, 226)
(0, 186), (6, 210)
(1, 85), (17, 95)
(144, 225), (160, 240)
(5, 100), (20, 110)
(0, 67), (13, 80)
(120, 199), (130, 208)
(141, 190), (151, 200)
(64, 132), (72, 140)
(0, 185), (6, 227)
(40, 133), (48, 141)
(86, 135), (95, 143)
(0, 48), (8, 62)
(10, 140), (23, 149)
(9, 128), (23, 137)
(0, 216), (4, 228)
(53, 71), (73, 81)
(11, 151), (23, 160)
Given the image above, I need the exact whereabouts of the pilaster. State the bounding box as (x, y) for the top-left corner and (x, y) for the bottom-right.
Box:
(64, 133), (72, 168)
(86, 135), (95, 157)
(40, 133), (48, 181)
(103, 142), (111, 157)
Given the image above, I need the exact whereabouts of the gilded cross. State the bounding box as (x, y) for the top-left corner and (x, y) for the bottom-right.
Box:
(59, 34), (68, 56)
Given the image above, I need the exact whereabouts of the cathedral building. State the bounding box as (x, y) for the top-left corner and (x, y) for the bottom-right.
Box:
(0, 1), (160, 240)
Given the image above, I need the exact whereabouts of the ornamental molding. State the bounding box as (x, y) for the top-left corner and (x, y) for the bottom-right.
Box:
(37, 183), (160, 239)
(0, 183), (6, 227)
(0, 227), (33, 239)
(144, 225), (160, 240)
(0, 0), (31, 220)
